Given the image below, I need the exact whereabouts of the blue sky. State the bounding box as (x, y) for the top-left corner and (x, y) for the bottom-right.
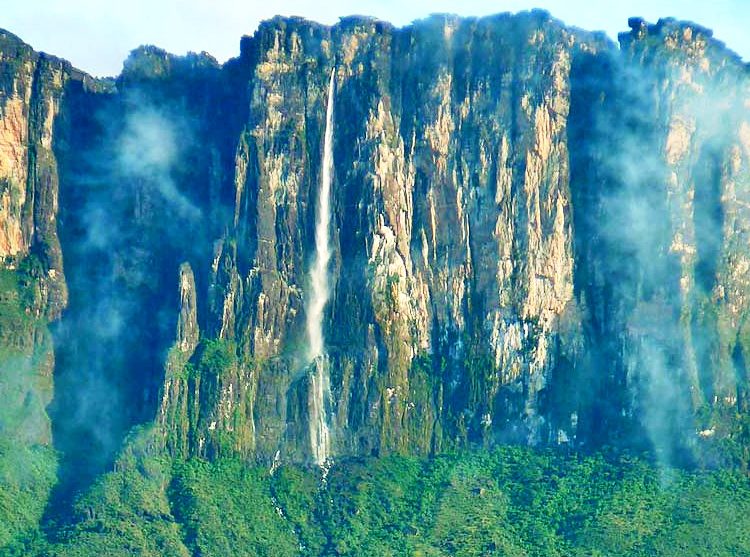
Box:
(3, 0), (748, 76)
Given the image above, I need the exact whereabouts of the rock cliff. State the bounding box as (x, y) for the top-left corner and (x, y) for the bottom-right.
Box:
(0, 12), (748, 477)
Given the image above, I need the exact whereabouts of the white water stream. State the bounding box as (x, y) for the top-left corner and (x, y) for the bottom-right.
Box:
(306, 68), (335, 466)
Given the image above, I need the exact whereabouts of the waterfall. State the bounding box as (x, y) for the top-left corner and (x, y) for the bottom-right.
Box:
(309, 357), (331, 466)
(306, 68), (335, 466)
(307, 68), (335, 363)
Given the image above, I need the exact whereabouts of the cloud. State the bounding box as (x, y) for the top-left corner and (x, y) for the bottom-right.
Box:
(576, 31), (749, 475)
(117, 107), (202, 220)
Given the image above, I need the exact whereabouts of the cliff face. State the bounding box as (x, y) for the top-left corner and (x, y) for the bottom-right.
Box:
(158, 13), (750, 466)
(147, 12), (602, 462)
(0, 12), (749, 474)
(0, 29), (80, 465)
(572, 18), (750, 466)
(0, 29), (73, 319)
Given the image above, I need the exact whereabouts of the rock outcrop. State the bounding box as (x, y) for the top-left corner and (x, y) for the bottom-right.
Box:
(0, 12), (748, 474)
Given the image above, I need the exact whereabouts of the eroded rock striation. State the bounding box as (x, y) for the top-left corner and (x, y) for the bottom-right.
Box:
(0, 12), (749, 474)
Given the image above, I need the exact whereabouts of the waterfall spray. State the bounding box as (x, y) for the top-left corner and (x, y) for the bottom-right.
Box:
(306, 68), (336, 466)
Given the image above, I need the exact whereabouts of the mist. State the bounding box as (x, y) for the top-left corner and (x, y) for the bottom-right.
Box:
(569, 23), (750, 474)
(118, 107), (201, 220)
(30, 15), (750, 500)
(49, 71), (213, 500)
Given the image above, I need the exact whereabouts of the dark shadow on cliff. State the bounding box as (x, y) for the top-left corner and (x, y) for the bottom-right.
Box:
(567, 47), (637, 449)
(567, 44), (695, 469)
(42, 47), (251, 528)
(42, 76), (179, 525)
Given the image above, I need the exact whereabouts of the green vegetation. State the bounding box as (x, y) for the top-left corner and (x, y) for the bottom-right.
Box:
(169, 459), (301, 556)
(31, 428), (189, 557)
(169, 338), (238, 382)
(0, 256), (57, 554)
(194, 339), (236, 379)
(0, 441), (57, 552)
(5, 437), (750, 556)
(0, 268), (34, 347)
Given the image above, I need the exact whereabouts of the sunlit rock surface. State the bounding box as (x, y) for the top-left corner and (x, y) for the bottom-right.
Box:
(0, 13), (748, 472)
